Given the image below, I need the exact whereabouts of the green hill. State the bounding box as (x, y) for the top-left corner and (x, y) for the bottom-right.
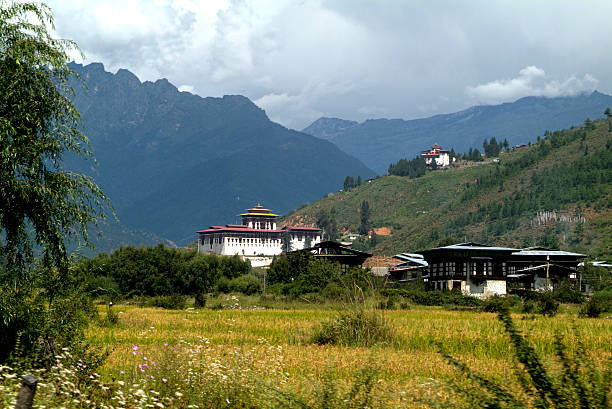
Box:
(284, 118), (612, 259)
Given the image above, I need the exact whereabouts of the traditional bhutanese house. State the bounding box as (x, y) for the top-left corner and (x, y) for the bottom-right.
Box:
(506, 247), (587, 292)
(196, 204), (322, 267)
(421, 142), (451, 168)
(417, 242), (518, 298)
(292, 241), (372, 272)
(388, 253), (429, 282)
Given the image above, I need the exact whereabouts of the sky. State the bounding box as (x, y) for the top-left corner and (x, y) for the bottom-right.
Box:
(47, 0), (612, 130)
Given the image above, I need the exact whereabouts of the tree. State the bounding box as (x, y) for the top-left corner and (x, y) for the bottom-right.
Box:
(0, 1), (110, 363)
(604, 107), (611, 118)
(358, 200), (370, 234)
(356, 175), (362, 186)
(343, 175), (354, 191)
(281, 230), (293, 253)
(0, 2), (110, 275)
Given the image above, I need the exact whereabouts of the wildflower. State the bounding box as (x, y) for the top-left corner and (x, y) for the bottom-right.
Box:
(175, 392), (183, 397)
(162, 378), (167, 383)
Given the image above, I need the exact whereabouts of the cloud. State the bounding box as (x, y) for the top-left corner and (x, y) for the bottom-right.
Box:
(178, 85), (195, 93)
(46, 1), (612, 128)
(466, 66), (599, 104)
(254, 80), (356, 129)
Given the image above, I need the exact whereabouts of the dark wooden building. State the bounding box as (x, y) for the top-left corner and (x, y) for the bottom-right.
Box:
(417, 242), (518, 297)
(291, 241), (372, 271)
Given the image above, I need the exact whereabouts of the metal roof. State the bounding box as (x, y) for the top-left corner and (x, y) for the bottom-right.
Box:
(512, 249), (586, 257)
(418, 242), (518, 253)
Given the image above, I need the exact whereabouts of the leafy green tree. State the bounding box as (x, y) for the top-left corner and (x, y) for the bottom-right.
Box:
(356, 175), (362, 186)
(281, 230), (292, 252)
(358, 200), (371, 235)
(604, 107), (611, 118)
(0, 2), (109, 274)
(538, 228), (560, 250)
(0, 1), (110, 363)
(437, 236), (458, 247)
(343, 175), (355, 191)
(316, 209), (338, 241)
(388, 156), (426, 178)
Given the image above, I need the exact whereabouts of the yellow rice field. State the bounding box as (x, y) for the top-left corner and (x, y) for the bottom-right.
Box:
(86, 300), (611, 406)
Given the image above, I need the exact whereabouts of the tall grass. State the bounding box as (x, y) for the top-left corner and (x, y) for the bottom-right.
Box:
(309, 308), (395, 347)
(423, 308), (612, 408)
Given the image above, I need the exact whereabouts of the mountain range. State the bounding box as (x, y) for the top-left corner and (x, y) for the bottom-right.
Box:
(303, 92), (612, 173)
(65, 63), (374, 248)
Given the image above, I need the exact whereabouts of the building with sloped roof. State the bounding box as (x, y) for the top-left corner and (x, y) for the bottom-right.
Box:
(507, 247), (586, 291)
(290, 241), (372, 272)
(417, 242), (518, 297)
(421, 142), (452, 168)
(196, 204), (321, 267)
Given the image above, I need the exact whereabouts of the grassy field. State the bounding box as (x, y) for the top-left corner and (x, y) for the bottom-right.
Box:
(74, 298), (611, 407)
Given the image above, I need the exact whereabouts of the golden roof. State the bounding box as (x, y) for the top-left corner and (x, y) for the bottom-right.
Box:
(238, 204), (279, 217)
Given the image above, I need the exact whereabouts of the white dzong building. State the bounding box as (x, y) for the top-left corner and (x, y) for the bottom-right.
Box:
(196, 204), (322, 267)
(421, 143), (451, 167)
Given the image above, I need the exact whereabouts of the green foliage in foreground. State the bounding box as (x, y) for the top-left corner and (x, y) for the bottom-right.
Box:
(429, 308), (612, 409)
(0, 1), (109, 366)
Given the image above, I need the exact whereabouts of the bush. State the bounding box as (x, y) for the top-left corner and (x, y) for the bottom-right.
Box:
(480, 295), (510, 313)
(579, 299), (604, 318)
(86, 275), (120, 298)
(552, 280), (585, 303)
(580, 290), (612, 318)
(379, 289), (482, 307)
(194, 292), (207, 308)
(228, 274), (261, 295)
(536, 292), (560, 316)
(0, 285), (96, 367)
(215, 277), (231, 293)
(310, 309), (395, 347)
(145, 294), (187, 310)
(521, 300), (537, 314)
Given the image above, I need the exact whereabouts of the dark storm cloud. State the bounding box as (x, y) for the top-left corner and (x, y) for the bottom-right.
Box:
(48, 0), (612, 129)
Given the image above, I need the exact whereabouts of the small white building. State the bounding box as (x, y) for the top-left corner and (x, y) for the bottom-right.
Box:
(421, 143), (452, 168)
(197, 204), (322, 267)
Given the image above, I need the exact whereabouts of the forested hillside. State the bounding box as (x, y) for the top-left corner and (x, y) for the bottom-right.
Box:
(285, 117), (612, 259)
